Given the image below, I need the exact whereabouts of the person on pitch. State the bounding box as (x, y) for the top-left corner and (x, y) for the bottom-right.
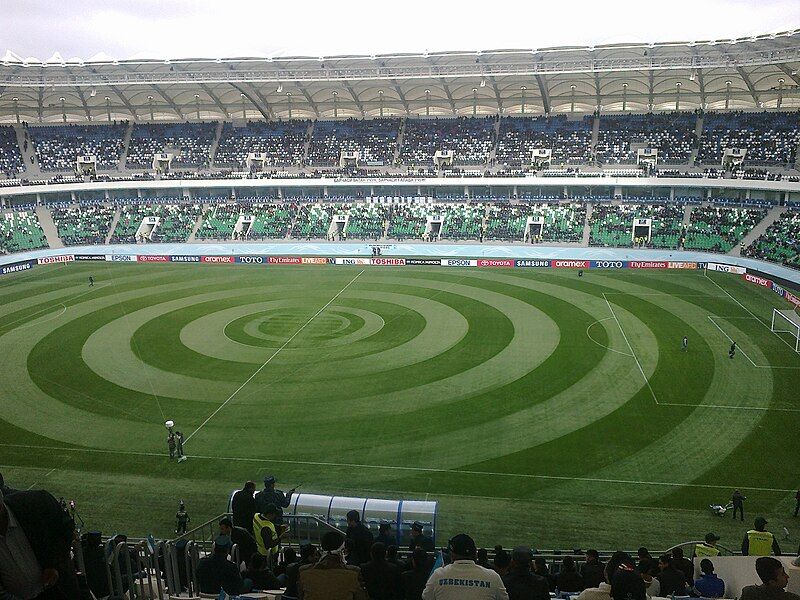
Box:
(729, 341), (737, 359)
(175, 431), (186, 461)
(167, 432), (176, 460)
(175, 500), (190, 535)
(88, 275), (94, 287)
(682, 336), (688, 352)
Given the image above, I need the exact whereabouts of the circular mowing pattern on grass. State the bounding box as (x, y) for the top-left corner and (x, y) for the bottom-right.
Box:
(2, 262), (794, 518)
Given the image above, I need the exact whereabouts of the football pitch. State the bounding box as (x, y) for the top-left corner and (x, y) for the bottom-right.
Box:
(1, 261), (799, 551)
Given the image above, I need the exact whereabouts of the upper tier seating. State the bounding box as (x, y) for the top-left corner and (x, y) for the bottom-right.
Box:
(400, 117), (495, 166)
(126, 122), (217, 169)
(744, 211), (800, 267)
(28, 123), (127, 171)
(595, 113), (696, 164)
(684, 205), (767, 253)
(214, 121), (309, 168)
(111, 202), (201, 243)
(698, 111), (800, 165)
(308, 119), (400, 166)
(589, 203), (685, 248)
(0, 126), (25, 177)
(0, 210), (48, 253)
(496, 116), (593, 166)
(51, 205), (115, 246)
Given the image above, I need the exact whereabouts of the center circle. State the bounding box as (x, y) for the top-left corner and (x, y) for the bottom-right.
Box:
(245, 309), (356, 342)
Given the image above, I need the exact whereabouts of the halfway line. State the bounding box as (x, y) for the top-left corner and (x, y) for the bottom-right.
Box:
(184, 269), (365, 443)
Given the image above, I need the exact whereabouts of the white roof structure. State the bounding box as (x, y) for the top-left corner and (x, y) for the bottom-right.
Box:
(1, 30), (800, 123)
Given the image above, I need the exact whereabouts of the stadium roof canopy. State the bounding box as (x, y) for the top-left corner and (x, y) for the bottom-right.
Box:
(2, 30), (800, 123)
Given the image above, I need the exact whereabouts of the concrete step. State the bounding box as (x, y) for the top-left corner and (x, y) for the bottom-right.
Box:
(582, 203), (593, 245)
(188, 205), (207, 242)
(105, 207), (121, 244)
(731, 204), (784, 255)
(36, 205), (63, 249)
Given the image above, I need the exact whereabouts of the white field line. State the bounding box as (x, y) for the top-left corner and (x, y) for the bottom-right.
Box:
(704, 271), (798, 352)
(706, 316), (800, 370)
(585, 317), (633, 357)
(26, 466), (58, 490)
(658, 401), (800, 413)
(706, 316), (759, 367)
(0, 283), (107, 330)
(1, 441), (799, 493)
(185, 269), (365, 444)
(602, 293), (659, 405)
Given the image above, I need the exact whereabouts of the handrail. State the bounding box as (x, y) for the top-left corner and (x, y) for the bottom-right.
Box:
(173, 512), (231, 543)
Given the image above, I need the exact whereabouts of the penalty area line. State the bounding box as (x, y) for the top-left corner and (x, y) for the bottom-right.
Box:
(184, 269), (366, 444)
(0, 441), (797, 494)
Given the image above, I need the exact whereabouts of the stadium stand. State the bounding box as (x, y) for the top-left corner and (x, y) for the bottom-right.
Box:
(110, 202), (201, 243)
(698, 111), (800, 165)
(214, 120), (309, 168)
(290, 204), (336, 239)
(387, 204), (429, 240)
(0, 125), (25, 177)
(589, 203), (685, 248)
(195, 203), (241, 240)
(248, 203), (295, 239)
(126, 122), (217, 169)
(307, 118), (400, 167)
(345, 203), (388, 240)
(496, 115), (593, 166)
(595, 113), (696, 164)
(439, 204), (484, 241)
(744, 211), (800, 267)
(399, 117), (495, 166)
(0, 210), (48, 253)
(27, 123), (127, 171)
(51, 205), (115, 246)
(684, 205), (767, 253)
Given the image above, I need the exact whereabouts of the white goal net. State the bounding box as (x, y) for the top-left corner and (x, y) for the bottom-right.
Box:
(771, 309), (800, 352)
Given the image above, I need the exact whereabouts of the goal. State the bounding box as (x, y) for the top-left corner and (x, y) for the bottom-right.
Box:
(771, 309), (800, 352)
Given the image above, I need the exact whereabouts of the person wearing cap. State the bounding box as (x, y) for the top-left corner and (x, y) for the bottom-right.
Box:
(345, 509), (374, 565)
(732, 489), (747, 522)
(409, 522), (435, 553)
(740, 557), (800, 600)
(232, 480), (257, 531)
(219, 516), (257, 566)
(196, 535), (249, 596)
(375, 522), (395, 548)
(175, 500), (190, 535)
(298, 530), (367, 599)
(694, 533), (721, 558)
(502, 546), (549, 600)
(742, 517), (782, 556)
(422, 533), (508, 599)
(253, 503), (288, 562)
(254, 475), (296, 525)
(692, 559), (725, 598)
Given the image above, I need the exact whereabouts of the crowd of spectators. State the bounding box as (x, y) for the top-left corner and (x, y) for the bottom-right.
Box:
(110, 201), (201, 243)
(698, 111), (800, 166)
(744, 211), (800, 268)
(126, 122), (217, 169)
(400, 116), (496, 166)
(51, 205), (115, 245)
(595, 113), (696, 164)
(684, 205), (767, 253)
(496, 115), (593, 166)
(27, 122), (127, 171)
(0, 209), (48, 254)
(214, 120), (309, 168)
(0, 125), (25, 178)
(308, 118), (400, 166)
(589, 203), (685, 249)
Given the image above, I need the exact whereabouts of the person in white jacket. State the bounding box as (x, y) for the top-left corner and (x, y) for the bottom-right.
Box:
(423, 533), (509, 600)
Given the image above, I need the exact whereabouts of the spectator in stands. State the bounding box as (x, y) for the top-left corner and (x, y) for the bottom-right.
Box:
(298, 530), (367, 599)
(493, 546), (511, 577)
(477, 548), (492, 569)
(533, 558), (556, 592)
(501, 546), (550, 600)
(423, 533), (508, 599)
(278, 547), (298, 577)
(196, 535), (250, 596)
(740, 557), (800, 600)
(657, 553), (688, 596)
(576, 551), (634, 600)
(253, 503), (287, 562)
(254, 475), (295, 524)
(635, 548), (654, 574)
(672, 547), (694, 586)
(694, 533), (721, 558)
(361, 542), (403, 599)
(0, 487), (80, 600)
(244, 551), (283, 590)
(346, 509), (375, 565)
(402, 547), (430, 600)
(743, 517), (782, 556)
(345, 539), (361, 566)
(386, 545), (401, 568)
(232, 480), (257, 530)
(219, 516), (257, 565)
(376, 523), (395, 548)
(557, 556), (584, 593)
(610, 564), (646, 600)
(409, 522), (435, 553)
(692, 559), (725, 598)
(284, 543), (320, 600)
(582, 549), (606, 589)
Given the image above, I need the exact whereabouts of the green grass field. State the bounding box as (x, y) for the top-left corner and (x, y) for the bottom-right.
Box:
(2, 261), (800, 552)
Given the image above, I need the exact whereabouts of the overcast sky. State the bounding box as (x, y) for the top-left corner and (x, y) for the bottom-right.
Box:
(2, 0), (799, 61)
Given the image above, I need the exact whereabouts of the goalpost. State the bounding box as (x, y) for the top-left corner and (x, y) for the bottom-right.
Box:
(771, 309), (800, 352)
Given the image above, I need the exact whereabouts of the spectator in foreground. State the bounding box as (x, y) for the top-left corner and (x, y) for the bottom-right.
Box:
(0, 487), (80, 600)
(423, 533), (508, 599)
(477, 548), (492, 569)
(231, 480), (257, 530)
(346, 509), (375, 565)
(283, 543), (320, 600)
(376, 522), (395, 547)
(244, 552), (283, 590)
(743, 517), (782, 556)
(502, 546), (550, 600)
(219, 516), (257, 565)
(196, 535), (249, 596)
(672, 547), (694, 586)
(609, 563), (646, 600)
(692, 559), (725, 598)
(298, 530), (367, 599)
(409, 522), (435, 553)
(402, 548), (430, 600)
(533, 557), (556, 592)
(694, 533), (721, 558)
(361, 542), (402, 599)
(253, 503), (287, 561)
(657, 553), (688, 597)
(740, 557), (800, 600)
(576, 551), (634, 600)
(581, 549), (606, 589)
(493, 546), (512, 577)
(557, 556), (585, 593)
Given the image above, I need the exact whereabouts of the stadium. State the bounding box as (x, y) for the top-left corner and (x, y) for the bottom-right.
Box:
(2, 6), (800, 599)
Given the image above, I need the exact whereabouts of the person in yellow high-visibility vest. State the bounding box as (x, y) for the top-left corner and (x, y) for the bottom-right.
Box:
(741, 517), (781, 556)
(253, 503), (288, 563)
(694, 532), (721, 559)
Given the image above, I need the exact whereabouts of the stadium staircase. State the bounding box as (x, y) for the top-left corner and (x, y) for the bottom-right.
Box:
(690, 113), (704, 167)
(14, 125), (40, 177)
(208, 121), (223, 168)
(582, 203), (593, 245)
(302, 121), (314, 165)
(104, 207), (121, 244)
(682, 204), (693, 228)
(591, 115), (600, 164)
(187, 207), (206, 242)
(732, 204), (784, 255)
(394, 117), (406, 165)
(35, 205), (62, 248)
(119, 121), (134, 170)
